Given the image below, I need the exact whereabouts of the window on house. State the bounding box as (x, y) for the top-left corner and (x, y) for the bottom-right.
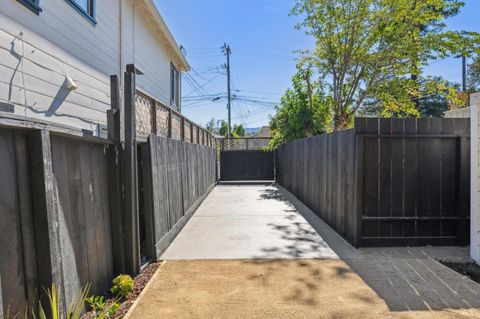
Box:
(65, 0), (96, 23)
(16, 0), (42, 15)
(170, 64), (180, 109)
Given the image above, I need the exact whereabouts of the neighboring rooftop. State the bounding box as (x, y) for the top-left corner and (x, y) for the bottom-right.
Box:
(253, 126), (272, 138)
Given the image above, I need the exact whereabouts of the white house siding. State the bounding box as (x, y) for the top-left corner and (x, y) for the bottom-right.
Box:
(0, 0), (183, 133)
(0, 0), (120, 132)
(131, 5), (172, 108)
(122, 2), (182, 111)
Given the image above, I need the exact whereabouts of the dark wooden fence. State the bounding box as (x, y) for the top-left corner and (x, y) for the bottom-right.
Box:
(140, 136), (216, 258)
(277, 117), (470, 247)
(276, 130), (358, 244)
(0, 67), (217, 315)
(219, 138), (274, 181)
(0, 127), (115, 314)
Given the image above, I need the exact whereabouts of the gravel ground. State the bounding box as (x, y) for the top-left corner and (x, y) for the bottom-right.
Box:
(125, 259), (480, 319)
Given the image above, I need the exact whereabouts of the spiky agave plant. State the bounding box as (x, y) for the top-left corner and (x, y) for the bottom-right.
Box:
(33, 284), (90, 319)
(5, 283), (119, 319)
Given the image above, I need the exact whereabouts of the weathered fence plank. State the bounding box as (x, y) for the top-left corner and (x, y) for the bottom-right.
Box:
(50, 135), (115, 302)
(30, 130), (66, 310)
(0, 129), (29, 314)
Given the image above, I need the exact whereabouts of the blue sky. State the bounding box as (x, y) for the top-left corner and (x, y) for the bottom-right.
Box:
(155, 0), (480, 128)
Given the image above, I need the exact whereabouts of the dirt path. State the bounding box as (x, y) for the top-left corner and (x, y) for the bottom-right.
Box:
(126, 259), (480, 319)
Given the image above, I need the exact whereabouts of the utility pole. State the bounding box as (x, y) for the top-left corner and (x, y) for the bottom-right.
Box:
(462, 55), (467, 93)
(223, 43), (232, 138)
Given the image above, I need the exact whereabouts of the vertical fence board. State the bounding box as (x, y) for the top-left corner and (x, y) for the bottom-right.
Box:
(0, 129), (28, 313)
(277, 118), (470, 247)
(144, 136), (216, 258)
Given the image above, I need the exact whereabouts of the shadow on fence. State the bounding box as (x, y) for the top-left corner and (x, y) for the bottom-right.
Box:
(277, 117), (471, 247)
(0, 66), (218, 315)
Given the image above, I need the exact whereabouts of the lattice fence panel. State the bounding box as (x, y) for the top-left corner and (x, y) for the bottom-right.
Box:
(221, 138), (271, 151)
(184, 121), (192, 143)
(156, 102), (170, 137)
(171, 113), (182, 140)
(135, 92), (155, 136)
(192, 125), (199, 144)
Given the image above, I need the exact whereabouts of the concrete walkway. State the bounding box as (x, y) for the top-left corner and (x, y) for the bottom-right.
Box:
(127, 184), (480, 318)
(162, 184), (338, 260)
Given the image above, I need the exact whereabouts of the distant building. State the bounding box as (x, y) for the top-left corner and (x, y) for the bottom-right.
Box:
(254, 126), (272, 138)
(1, 0), (189, 134)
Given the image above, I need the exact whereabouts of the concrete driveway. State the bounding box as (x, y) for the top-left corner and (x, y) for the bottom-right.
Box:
(127, 184), (480, 319)
(161, 183), (338, 260)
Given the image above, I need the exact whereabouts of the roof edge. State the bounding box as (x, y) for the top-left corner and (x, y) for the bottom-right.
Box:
(141, 0), (190, 71)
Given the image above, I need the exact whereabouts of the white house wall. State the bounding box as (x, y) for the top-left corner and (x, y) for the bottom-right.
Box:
(471, 94), (480, 264)
(0, 0), (181, 133)
(128, 3), (174, 109)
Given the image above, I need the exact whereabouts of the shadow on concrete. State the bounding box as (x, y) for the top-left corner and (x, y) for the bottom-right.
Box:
(253, 187), (335, 259)
(253, 185), (480, 312)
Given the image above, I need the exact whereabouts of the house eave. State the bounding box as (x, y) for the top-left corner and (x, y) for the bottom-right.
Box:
(139, 0), (190, 71)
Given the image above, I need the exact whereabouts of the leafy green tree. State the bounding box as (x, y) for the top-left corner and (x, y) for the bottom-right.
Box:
(218, 121), (229, 137)
(232, 124), (245, 137)
(205, 118), (217, 133)
(469, 56), (480, 92)
(291, 0), (479, 129)
(268, 66), (331, 149)
(361, 76), (467, 117)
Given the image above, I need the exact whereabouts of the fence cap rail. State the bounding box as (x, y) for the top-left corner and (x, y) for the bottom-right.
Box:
(220, 137), (272, 151)
(0, 113), (113, 145)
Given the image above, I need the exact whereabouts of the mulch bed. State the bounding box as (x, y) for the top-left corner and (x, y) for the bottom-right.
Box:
(440, 260), (480, 284)
(82, 262), (160, 319)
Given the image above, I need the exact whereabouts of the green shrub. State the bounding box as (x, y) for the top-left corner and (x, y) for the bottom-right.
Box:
(5, 283), (120, 319)
(86, 295), (120, 319)
(110, 275), (134, 300)
(86, 295), (106, 313)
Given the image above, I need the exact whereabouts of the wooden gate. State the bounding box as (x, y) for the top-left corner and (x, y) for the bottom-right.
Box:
(276, 117), (470, 247)
(220, 138), (274, 181)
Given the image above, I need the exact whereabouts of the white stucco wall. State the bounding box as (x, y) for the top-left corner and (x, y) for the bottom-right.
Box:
(471, 93), (480, 263)
(0, 0), (183, 133)
(444, 107), (471, 119)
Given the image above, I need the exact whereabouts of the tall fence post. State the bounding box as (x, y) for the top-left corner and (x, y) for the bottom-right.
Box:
(123, 65), (140, 275)
(107, 75), (126, 274)
(0, 274), (3, 319)
(168, 109), (173, 138)
(181, 117), (185, 141)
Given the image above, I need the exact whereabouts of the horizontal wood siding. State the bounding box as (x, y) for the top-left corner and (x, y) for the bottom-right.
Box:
(1, 0), (183, 131)
(0, 5), (116, 131)
(131, 5), (179, 111)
